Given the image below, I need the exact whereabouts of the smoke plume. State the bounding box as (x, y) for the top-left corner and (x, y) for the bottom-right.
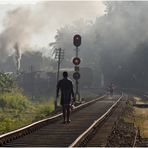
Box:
(50, 1), (148, 87)
(0, 1), (104, 61)
(14, 42), (21, 73)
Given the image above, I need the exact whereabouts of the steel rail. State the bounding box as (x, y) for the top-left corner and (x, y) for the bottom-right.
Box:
(133, 128), (138, 147)
(0, 95), (106, 146)
(70, 93), (123, 147)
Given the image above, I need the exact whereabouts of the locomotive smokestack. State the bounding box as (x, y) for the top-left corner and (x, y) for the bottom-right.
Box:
(14, 43), (21, 74)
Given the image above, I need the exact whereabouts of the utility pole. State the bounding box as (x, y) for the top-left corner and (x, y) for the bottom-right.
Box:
(30, 65), (34, 100)
(54, 48), (64, 110)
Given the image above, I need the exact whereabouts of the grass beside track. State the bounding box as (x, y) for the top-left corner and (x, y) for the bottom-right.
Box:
(123, 96), (148, 138)
(0, 92), (54, 135)
(133, 96), (148, 138)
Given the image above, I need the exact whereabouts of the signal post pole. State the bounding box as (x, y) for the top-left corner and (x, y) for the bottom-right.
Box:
(73, 35), (81, 102)
(75, 47), (80, 101)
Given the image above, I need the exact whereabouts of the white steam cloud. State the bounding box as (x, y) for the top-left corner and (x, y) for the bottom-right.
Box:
(0, 1), (105, 61)
(14, 42), (21, 72)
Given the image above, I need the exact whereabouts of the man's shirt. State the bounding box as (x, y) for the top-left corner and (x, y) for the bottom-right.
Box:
(57, 78), (74, 105)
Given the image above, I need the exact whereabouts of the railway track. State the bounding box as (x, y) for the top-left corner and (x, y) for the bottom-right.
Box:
(0, 94), (123, 147)
(70, 94), (123, 147)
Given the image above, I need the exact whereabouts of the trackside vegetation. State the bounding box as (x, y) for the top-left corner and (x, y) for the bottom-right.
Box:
(0, 73), (54, 135)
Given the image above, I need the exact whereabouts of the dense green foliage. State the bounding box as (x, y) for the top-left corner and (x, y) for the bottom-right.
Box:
(0, 91), (54, 135)
(0, 72), (54, 135)
(0, 73), (15, 92)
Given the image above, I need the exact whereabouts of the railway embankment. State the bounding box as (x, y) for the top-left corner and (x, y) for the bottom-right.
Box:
(107, 95), (148, 147)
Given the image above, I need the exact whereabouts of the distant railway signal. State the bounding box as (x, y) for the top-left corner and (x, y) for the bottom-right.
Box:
(73, 72), (80, 80)
(73, 57), (81, 65)
(73, 34), (81, 47)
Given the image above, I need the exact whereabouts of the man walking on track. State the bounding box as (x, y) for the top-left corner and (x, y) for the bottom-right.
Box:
(56, 71), (75, 124)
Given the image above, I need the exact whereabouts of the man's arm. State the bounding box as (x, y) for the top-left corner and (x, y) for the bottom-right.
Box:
(71, 81), (75, 100)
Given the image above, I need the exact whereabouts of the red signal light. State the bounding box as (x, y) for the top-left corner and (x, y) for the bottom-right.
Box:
(73, 57), (81, 65)
(73, 34), (81, 47)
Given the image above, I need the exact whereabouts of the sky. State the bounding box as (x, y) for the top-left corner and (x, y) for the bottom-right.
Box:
(0, 0), (105, 54)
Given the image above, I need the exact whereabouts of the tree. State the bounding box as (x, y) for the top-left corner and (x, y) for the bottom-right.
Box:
(0, 73), (15, 92)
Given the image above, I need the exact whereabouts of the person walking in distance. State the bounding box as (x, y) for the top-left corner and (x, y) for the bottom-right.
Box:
(56, 71), (75, 124)
(109, 83), (114, 96)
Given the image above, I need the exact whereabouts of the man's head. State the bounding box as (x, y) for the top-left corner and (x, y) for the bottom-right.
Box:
(63, 71), (68, 78)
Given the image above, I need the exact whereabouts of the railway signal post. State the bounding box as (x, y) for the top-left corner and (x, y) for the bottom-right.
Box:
(73, 34), (81, 101)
